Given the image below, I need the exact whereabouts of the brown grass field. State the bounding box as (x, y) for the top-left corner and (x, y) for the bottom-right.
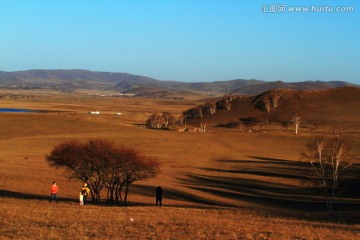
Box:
(0, 88), (359, 239)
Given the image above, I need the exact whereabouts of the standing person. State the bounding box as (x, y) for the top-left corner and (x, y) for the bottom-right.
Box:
(156, 186), (163, 207)
(79, 192), (84, 205)
(50, 181), (58, 202)
(81, 183), (91, 205)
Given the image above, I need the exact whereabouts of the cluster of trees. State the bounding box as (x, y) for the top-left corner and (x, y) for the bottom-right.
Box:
(252, 90), (284, 113)
(184, 95), (236, 119)
(145, 95), (237, 130)
(46, 139), (160, 205)
(146, 112), (177, 129)
(145, 111), (210, 133)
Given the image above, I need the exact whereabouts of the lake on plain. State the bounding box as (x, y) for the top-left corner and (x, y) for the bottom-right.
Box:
(0, 108), (38, 113)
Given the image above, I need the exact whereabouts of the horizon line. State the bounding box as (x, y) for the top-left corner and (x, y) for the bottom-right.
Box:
(0, 68), (358, 85)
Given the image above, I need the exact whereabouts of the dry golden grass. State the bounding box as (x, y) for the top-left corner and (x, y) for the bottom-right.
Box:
(0, 89), (359, 239)
(1, 197), (359, 240)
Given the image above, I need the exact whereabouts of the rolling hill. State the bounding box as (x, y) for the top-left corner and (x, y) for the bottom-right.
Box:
(0, 84), (359, 239)
(231, 80), (357, 95)
(185, 86), (360, 131)
(0, 69), (358, 95)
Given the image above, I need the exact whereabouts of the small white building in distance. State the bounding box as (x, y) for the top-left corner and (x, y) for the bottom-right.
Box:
(89, 111), (100, 115)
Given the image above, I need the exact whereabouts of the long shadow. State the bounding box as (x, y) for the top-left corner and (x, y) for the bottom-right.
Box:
(179, 173), (311, 196)
(132, 184), (225, 207)
(340, 163), (360, 198)
(218, 156), (310, 167)
(178, 172), (321, 210)
(176, 156), (360, 220)
(199, 167), (309, 181)
(0, 189), (77, 203)
(0, 188), (161, 207)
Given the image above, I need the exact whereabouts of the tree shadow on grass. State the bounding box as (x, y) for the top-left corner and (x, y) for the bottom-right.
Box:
(131, 184), (225, 207)
(0, 189), (77, 203)
(176, 156), (360, 221)
(178, 172), (321, 211)
(0, 189), (155, 207)
(340, 163), (360, 198)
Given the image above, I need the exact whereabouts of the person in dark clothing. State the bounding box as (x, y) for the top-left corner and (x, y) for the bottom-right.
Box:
(156, 186), (163, 207)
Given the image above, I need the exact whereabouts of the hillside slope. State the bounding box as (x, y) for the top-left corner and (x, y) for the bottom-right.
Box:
(186, 87), (360, 130)
(232, 80), (358, 95)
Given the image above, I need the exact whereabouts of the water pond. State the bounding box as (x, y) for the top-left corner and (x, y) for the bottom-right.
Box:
(0, 108), (39, 113)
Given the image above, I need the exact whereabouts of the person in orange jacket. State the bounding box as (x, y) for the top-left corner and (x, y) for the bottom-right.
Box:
(50, 181), (58, 202)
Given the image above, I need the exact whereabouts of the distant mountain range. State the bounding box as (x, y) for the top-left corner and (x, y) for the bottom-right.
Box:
(0, 69), (358, 96)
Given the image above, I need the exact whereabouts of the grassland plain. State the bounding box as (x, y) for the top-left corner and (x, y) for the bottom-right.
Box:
(1, 197), (359, 240)
(0, 89), (359, 239)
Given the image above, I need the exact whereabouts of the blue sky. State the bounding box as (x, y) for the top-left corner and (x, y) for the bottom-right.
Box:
(1, 0), (359, 84)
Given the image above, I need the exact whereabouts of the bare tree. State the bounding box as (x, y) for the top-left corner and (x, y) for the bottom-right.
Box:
(223, 101), (232, 110)
(122, 154), (160, 205)
(216, 98), (232, 110)
(202, 103), (216, 114)
(271, 95), (280, 108)
(146, 112), (177, 129)
(146, 112), (165, 129)
(177, 114), (188, 127)
(106, 146), (160, 205)
(199, 123), (207, 133)
(184, 107), (203, 118)
(333, 127), (340, 137)
(160, 112), (174, 127)
(46, 139), (114, 203)
(104, 146), (129, 204)
(302, 132), (354, 215)
(223, 94), (235, 102)
(264, 99), (271, 113)
(46, 139), (160, 205)
(292, 113), (301, 135)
